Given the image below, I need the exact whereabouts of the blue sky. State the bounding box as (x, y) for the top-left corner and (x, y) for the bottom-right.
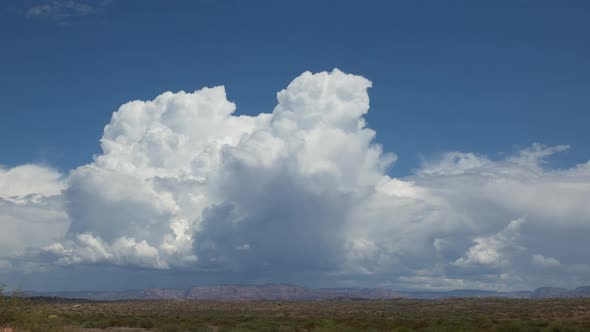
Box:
(2, 0), (589, 175)
(1, 1), (590, 292)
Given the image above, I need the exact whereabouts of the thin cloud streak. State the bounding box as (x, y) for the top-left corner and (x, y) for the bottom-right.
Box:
(25, 0), (111, 21)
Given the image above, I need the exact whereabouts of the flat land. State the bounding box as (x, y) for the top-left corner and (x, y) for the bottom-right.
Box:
(8, 298), (590, 331)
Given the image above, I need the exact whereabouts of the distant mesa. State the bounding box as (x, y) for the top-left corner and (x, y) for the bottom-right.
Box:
(21, 284), (590, 301)
(529, 286), (590, 299)
(22, 284), (404, 301)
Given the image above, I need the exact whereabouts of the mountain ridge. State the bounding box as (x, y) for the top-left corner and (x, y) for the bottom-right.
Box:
(19, 284), (590, 301)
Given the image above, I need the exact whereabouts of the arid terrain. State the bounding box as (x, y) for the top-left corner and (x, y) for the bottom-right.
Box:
(3, 297), (590, 331)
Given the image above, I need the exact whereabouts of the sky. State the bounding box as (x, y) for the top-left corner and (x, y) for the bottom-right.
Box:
(0, 0), (589, 292)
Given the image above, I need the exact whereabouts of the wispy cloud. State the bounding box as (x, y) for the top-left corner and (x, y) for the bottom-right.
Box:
(25, 0), (111, 21)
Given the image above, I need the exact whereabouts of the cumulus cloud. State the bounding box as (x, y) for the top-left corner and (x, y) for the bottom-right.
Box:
(2, 69), (590, 290)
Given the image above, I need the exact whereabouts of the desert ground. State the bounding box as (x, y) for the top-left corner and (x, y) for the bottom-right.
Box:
(3, 297), (590, 331)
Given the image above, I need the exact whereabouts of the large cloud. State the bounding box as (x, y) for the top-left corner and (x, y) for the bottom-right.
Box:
(2, 69), (590, 290)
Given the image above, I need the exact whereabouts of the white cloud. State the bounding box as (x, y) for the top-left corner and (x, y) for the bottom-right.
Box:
(0, 164), (64, 200)
(2, 69), (590, 290)
(419, 152), (491, 176)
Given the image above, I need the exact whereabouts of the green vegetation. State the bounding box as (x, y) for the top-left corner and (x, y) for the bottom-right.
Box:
(0, 284), (65, 331)
(40, 311), (590, 331)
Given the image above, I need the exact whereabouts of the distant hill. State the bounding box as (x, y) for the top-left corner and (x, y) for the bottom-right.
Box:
(21, 284), (590, 301)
